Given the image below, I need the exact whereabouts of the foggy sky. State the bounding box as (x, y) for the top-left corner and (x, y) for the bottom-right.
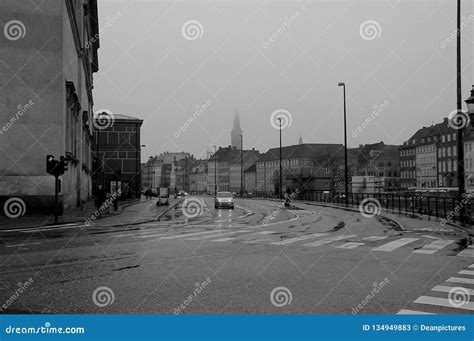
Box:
(93, 0), (473, 162)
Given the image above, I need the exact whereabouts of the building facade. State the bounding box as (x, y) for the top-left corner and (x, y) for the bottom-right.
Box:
(94, 114), (143, 198)
(0, 0), (99, 214)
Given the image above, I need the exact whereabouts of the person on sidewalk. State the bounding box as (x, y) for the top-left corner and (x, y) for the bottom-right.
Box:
(96, 185), (106, 210)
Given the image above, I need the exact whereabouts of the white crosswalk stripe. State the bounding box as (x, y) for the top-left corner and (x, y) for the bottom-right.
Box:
(270, 233), (328, 245)
(458, 270), (474, 276)
(458, 245), (474, 257)
(373, 238), (418, 252)
(446, 277), (474, 285)
(431, 285), (474, 296)
(414, 296), (474, 311)
(362, 236), (387, 241)
(412, 239), (455, 254)
(160, 230), (226, 240)
(336, 242), (365, 249)
(303, 235), (357, 247)
(397, 309), (434, 315)
(185, 230), (251, 241)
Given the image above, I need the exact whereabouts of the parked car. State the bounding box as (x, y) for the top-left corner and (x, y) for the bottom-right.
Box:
(215, 191), (234, 209)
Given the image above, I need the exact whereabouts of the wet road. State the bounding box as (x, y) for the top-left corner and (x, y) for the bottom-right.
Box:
(0, 197), (472, 314)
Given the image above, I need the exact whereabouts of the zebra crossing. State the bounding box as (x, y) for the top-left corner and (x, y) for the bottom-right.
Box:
(398, 264), (474, 314)
(111, 225), (473, 258)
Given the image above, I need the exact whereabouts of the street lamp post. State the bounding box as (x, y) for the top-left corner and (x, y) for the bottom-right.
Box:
(279, 117), (283, 200)
(338, 82), (349, 206)
(214, 145), (218, 196)
(456, 0), (466, 223)
(240, 134), (243, 196)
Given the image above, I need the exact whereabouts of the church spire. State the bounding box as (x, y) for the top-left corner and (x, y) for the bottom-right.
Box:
(299, 134), (303, 144)
(231, 108), (243, 149)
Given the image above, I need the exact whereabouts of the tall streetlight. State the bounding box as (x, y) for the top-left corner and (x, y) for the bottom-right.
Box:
(278, 117), (283, 200)
(241, 135), (244, 196)
(338, 82), (349, 206)
(213, 145), (218, 196)
(455, 0), (466, 223)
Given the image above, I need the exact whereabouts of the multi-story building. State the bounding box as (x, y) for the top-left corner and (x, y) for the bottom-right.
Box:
(208, 146), (259, 194)
(189, 160), (208, 194)
(255, 143), (345, 196)
(142, 152), (189, 190)
(399, 140), (416, 190)
(244, 164), (257, 193)
(0, 0), (100, 214)
(436, 118), (458, 188)
(229, 149), (260, 193)
(94, 114), (144, 198)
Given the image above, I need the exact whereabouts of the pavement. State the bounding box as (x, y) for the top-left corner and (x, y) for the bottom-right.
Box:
(0, 197), (472, 314)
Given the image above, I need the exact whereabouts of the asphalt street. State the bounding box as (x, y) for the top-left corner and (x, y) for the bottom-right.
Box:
(0, 197), (473, 314)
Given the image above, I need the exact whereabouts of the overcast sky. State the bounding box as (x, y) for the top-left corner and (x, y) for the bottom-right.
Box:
(93, 0), (473, 162)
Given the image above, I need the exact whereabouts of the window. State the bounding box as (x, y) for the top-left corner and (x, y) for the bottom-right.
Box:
(447, 134), (451, 142)
(453, 133), (456, 141)
(447, 147), (451, 157)
(442, 135), (446, 143)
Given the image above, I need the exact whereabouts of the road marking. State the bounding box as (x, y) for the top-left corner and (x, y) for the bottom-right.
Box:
(397, 309), (435, 315)
(303, 235), (357, 247)
(242, 231), (278, 243)
(363, 236), (387, 241)
(431, 285), (474, 295)
(185, 230), (250, 241)
(160, 229), (226, 240)
(469, 264), (474, 268)
(5, 242), (41, 248)
(458, 270), (474, 276)
(458, 246), (474, 257)
(414, 296), (474, 311)
(372, 238), (419, 252)
(446, 277), (474, 285)
(270, 233), (328, 245)
(137, 232), (173, 239)
(336, 242), (365, 249)
(412, 239), (455, 254)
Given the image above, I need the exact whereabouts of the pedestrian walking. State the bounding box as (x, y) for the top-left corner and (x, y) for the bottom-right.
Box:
(95, 185), (106, 210)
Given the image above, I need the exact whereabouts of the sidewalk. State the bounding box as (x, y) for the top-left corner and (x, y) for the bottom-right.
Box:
(0, 197), (144, 230)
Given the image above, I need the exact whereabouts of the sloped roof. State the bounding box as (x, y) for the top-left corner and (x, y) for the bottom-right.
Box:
(257, 143), (345, 162)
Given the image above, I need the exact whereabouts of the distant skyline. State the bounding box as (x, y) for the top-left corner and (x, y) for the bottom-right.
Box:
(93, 0), (473, 161)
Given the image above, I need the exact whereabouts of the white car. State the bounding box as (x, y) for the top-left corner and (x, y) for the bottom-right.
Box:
(215, 191), (234, 209)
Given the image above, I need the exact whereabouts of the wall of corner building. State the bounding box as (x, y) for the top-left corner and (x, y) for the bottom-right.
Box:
(0, 1), (95, 215)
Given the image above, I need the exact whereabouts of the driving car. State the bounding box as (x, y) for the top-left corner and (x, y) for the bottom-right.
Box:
(215, 191), (234, 209)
